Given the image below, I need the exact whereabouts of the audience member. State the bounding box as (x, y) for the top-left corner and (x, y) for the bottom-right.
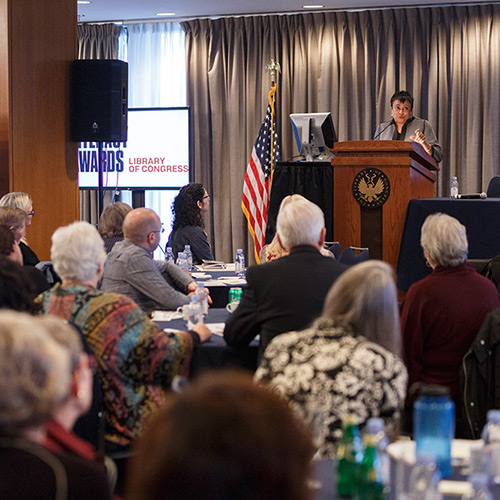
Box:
(255, 261), (407, 458)
(0, 311), (111, 500)
(0, 258), (41, 313)
(0, 206), (26, 245)
(166, 183), (214, 264)
(125, 371), (314, 500)
(260, 194), (333, 262)
(98, 202), (133, 254)
(400, 213), (500, 406)
(0, 192), (40, 265)
(224, 197), (347, 360)
(0, 225), (49, 296)
(37, 221), (211, 451)
(101, 208), (199, 313)
(39, 316), (117, 496)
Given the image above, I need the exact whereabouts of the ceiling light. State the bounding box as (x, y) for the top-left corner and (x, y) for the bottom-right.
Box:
(302, 5), (325, 8)
(156, 12), (176, 16)
(77, 1), (91, 4)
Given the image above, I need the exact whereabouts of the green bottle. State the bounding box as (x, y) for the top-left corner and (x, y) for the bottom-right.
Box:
(353, 434), (386, 500)
(337, 414), (364, 498)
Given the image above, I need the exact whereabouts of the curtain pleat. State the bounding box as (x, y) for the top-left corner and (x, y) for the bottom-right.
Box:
(182, 5), (500, 263)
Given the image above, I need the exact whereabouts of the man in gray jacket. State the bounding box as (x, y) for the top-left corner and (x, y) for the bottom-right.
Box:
(101, 207), (197, 313)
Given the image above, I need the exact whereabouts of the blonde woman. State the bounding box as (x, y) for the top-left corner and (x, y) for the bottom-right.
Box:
(260, 194), (333, 262)
(0, 192), (39, 265)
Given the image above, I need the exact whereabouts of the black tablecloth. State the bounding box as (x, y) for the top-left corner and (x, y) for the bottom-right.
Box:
(155, 308), (258, 378)
(396, 198), (500, 292)
(194, 269), (246, 309)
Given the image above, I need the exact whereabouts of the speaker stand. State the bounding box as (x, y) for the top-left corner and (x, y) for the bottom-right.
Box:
(97, 142), (105, 217)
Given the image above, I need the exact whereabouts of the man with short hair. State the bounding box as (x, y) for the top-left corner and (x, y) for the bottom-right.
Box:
(224, 198), (348, 360)
(100, 208), (197, 313)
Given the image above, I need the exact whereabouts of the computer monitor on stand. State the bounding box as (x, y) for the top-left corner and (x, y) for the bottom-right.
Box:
(290, 112), (337, 161)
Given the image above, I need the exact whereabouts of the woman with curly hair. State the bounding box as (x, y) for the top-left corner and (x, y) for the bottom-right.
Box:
(166, 183), (214, 265)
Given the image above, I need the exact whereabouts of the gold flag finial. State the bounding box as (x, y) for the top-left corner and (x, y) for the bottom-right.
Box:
(265, 59), (281, 86)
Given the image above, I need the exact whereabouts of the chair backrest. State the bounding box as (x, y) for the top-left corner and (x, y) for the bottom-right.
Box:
(467, 259), (490, 274)
(35, 261), (61, 285)
(338, 246), (369, 265)
(326, 241), (341, 259)
(487, 176), (500, 197)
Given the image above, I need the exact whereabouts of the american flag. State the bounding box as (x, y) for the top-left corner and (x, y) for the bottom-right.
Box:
(242, 85), (281, 263)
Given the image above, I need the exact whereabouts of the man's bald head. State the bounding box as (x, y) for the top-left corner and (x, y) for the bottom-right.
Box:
(123, 208), (161, 249)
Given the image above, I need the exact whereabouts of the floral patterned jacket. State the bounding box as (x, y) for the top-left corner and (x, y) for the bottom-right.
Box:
(255, 319), (407, 458)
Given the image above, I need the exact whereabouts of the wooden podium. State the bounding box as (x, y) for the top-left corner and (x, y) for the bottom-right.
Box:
(332, 140), (438, 270)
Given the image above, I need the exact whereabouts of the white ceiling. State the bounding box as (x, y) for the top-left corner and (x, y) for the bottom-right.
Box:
(77, 0), (495, 23)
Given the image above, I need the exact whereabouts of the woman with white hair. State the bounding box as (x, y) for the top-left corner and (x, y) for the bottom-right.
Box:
(400, 213), (500, 407)
(0, 311), (111, 499)
(0, 191), (39, 266)
(255, 260), (407, 459)
(37, 221), (211, 453)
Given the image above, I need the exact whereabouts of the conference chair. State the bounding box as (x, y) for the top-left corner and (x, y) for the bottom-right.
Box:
(487, 176), (500, 197)
(466, 259), (490, 274)
(35, 261), (61, 285)
(338, 247), (369, 265)
(326, 241), (341, 259)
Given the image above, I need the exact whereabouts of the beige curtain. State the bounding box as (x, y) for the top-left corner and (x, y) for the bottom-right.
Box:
(182, 5), (500, 264)
(77, 23), (123, 225)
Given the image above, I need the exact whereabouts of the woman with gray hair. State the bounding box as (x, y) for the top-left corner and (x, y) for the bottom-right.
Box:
(400, 213), (500, 412)
(37, 221), (211, 453)
(0, 310), (111, 499)
(255, 260), (407, 459)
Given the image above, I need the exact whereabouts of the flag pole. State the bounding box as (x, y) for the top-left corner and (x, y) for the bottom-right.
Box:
(265, 60), (281, 183)
(242, 60), (282, 264)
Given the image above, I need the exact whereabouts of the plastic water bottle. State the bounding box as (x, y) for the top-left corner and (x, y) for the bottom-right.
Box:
(354, 432), (386, 500)
(184, 245), (193, 271)
(414, 384), (455, 477)
(189, 293), (204, 324)
(462, 473), (493, 500)
(408, 452), (442, 500)
(176, 252), (189, 273)
(165, 246), (175, 263)
(450, 177), (459, 199)
(365, 418), (390, 490)
(337, 414), (364, 498)
(196, 287), (209, 315)
(481, 410), (500, 483)
(234, 248), (245, 278)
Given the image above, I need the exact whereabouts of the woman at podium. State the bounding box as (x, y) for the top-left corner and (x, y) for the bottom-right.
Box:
(374, 90), (442, 163)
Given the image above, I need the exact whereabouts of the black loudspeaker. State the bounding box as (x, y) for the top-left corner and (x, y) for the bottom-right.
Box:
(71, 60), (128, 142)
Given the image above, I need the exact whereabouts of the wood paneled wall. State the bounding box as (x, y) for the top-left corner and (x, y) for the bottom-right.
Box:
(0, 0), (78, 261)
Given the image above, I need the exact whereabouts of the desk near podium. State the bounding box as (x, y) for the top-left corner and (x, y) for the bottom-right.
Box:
(396, 198), (500, 292)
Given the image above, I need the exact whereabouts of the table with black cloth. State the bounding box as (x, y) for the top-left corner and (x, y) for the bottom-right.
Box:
(396, 198), (500, 292)
(194, 269), (246, 309)
(265, 161), (333, 243)
(155, 308), (258, 378)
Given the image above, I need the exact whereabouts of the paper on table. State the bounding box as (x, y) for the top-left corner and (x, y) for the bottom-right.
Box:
(206, 323), (225, 336)
(163, 322), (225, 336)
(152, 310), (178, 322)
(192, 272), (212, 279)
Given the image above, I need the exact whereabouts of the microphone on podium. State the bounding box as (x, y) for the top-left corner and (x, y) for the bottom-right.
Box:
(456, 192), (487, 199)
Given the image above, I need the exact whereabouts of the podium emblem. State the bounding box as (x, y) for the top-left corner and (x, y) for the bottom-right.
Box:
(352, 168), (390, 209)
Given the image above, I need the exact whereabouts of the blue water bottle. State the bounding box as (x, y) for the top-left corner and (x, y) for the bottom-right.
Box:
(413, 384), (454, 477)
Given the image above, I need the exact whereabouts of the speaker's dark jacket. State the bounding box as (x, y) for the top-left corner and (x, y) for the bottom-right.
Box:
(223, 245), (348, 361)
